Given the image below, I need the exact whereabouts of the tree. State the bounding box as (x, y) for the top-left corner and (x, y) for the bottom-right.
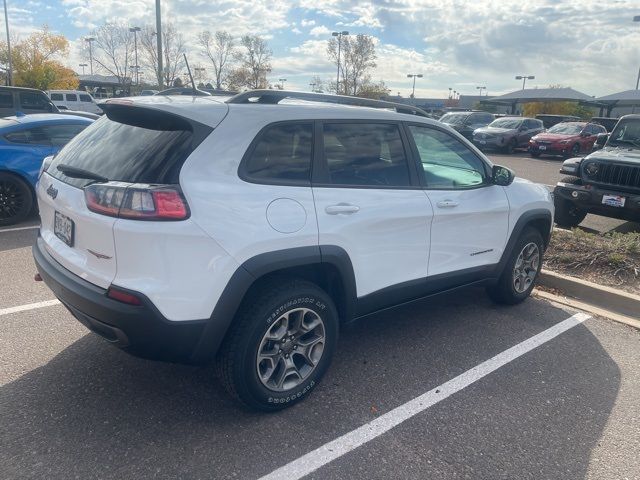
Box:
(309, 75), (325, 93)
(233, 35), (272, 89)
(0, 27), (78, 90)
(88, 22), (134, 87)
(327, 34), (376, 95)
(139, 23), (186, 89)
(198, 30), (234, 90)
(355, 80), (390, 99)
(173, 77), (183, 87)
(522, 101), (595, 119)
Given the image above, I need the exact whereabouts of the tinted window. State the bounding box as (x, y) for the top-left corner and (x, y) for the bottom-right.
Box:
(41, 124), (88, 146)
(79, 94), (92, 102)
(19, 92), (50, 110)
(243, 123), (312, 183)
(408, 125), (486, 189)
(65, 94), (78, 102)
(50, 93), (63, 101)
(48, 115), (198, 188)
(322, 123), (411, 187)
(5, 127), (50, 145)
(0, 92), (12, 108)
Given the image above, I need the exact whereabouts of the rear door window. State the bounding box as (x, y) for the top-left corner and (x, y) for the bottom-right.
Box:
(320, 123), (411, 187)
(50, 93), (63, 101)
(19, 92), (50, 111)
(79, 94), (93, 102)
(41, 124), (88, 146)
(0, 92), (14, 108)
(47, 110), (207, 189)
(241, 123), (313, 184)
(5, 127), (50, 146)
(65, 94), (78, 102)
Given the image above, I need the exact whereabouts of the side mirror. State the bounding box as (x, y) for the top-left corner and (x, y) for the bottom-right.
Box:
(492, 165), (515, 186)
(593, 133), (608, 150)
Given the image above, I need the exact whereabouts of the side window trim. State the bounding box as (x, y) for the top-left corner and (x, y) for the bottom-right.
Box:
(238, 120), (315, 187)
(402, 121), (493, 191)
(312, 119), (421, 190)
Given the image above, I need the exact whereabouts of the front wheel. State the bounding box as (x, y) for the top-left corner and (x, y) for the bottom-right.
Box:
(504, 138), (517, 154)
(0, 173), (34, 227)
(216, 279), (339, 411)
(487, 227), (543, 304)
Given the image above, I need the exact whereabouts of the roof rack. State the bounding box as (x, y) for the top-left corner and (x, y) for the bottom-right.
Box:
(226, 90), (429, 117)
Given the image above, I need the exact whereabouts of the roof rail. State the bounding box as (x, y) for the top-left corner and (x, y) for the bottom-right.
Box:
(226, 90), (430, 117)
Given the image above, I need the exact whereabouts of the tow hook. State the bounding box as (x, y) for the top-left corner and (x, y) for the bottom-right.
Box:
(34, 273), (42, 282)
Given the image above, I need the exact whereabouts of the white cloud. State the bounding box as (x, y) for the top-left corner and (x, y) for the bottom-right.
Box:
(309, 25), (332, 37)
(300, 19), (315, 27)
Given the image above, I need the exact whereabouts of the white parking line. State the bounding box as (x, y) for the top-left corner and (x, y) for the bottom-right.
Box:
(0, 299), (60, 317)
(258, 312), (591, 480)
(0, 225), (40, 233)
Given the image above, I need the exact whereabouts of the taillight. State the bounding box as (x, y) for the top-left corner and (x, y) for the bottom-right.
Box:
(84, 183), (189, 220)
(107, 286), (142, 305)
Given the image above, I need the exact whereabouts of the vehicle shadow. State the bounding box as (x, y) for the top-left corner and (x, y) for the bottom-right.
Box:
(0, 227), (38, 253)
(0, 289), (621, 480)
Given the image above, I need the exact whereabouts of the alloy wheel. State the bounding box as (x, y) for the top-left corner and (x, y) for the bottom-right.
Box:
(0, 179), (25, 221)
(512, 242), (540, 293)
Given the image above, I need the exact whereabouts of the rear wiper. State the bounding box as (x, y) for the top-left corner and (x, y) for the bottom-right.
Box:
(56, 164), (109, 183)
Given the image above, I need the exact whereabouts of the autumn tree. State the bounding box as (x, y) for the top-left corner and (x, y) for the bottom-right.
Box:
(198, 30), (234, 90)
(0, 27), (78, 90)
(232, 35), (272, 89)
(327, 34), (377, 95)
(356, 80), (390, 99)
(139, 23), (186, 89)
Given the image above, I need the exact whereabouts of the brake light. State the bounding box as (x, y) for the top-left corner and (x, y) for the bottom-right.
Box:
(84, 183), (189, 220)
(107, 286), (142, 305)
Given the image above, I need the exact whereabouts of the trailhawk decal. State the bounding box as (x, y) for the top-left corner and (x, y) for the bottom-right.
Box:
(470, 248), (494, 257)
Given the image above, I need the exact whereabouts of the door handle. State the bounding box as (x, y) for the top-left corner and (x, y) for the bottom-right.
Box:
(325, 204), (360, 215)
(436, 200), (459, 208)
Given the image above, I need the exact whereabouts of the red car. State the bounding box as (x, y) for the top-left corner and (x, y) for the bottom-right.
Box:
(529, 122), (607, 158)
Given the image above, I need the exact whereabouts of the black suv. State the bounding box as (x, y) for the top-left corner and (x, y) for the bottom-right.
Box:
(553, 114), (640, 227)
(439, 111), (494, 140)
(0, 86), (98, 120)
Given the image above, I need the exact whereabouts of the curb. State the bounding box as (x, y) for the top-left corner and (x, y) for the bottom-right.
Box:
(538, 269), (640, 326)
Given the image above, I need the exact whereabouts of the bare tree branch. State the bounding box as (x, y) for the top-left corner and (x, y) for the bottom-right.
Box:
(198, 30), (234, 90)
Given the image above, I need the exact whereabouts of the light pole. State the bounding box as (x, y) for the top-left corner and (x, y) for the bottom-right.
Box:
(309, 82), (316, 92)
(448, 87), (452, 99)
(406, 74), (423, 98)
(278, 78), (287, 90)
(79, 63), (88, 75)
(85, 37), (95, 75)
(155, 0), (163, 89)
(3, 0), (11, 85)
(129, 26), (141, 86)
(634, 16), (640, 89)
(515, 75), (535, 90)
(332, 31), (349, 94)
(476, 86), (486, 96)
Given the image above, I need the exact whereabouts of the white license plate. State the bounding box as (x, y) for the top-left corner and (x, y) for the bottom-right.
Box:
(539, 145), (546, 151)
(602, 195), (626, 208)
(54, 211), (74, 246)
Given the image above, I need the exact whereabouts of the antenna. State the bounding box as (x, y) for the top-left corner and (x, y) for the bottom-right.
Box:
(183, 53), (196, 91)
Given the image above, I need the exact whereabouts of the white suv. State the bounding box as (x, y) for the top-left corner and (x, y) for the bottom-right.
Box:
(33, 91), (553, 410)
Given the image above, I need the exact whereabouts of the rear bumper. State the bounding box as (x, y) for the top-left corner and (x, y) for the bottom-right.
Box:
(33, 236), (207, 362)
(529, 143), (570, 156)
(554, 182), (640, 222)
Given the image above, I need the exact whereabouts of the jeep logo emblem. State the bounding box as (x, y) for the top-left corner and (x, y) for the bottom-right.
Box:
(46, 184), (58, 199)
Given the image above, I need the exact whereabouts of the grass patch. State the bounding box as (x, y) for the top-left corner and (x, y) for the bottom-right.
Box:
(545, 228), (640, 293)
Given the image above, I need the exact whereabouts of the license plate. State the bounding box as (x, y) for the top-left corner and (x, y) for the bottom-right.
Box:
(54, 211), (74, 246)
(602, 195), (626, 208)
(539, 145), (546, 150)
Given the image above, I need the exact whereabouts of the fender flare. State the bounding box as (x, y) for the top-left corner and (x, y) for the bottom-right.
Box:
(190, 245), (357, 363)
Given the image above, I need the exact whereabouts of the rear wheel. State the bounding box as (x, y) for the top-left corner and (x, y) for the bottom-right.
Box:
(487, 227), (543, 304)
(530, 151), (541, 158)
(566, 143), (580, 158)
(505, 138), (517, 154)
(217, 278), (339, 411)
(554, 176), (587, 228)
(0, 173), (33, 227)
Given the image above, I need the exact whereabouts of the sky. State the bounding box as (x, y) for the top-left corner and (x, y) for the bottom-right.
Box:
(6, 0), (640, 98)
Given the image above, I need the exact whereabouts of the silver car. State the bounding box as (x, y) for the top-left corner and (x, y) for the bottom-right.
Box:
(473, 117), (544, 154)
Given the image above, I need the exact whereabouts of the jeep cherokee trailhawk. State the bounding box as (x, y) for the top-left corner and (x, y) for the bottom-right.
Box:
(33, 91), (554, 410)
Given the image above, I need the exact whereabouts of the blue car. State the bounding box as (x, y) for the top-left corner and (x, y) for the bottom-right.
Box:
(0, 113), (93, 226)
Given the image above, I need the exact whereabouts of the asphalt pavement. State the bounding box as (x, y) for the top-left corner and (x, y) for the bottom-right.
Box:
(1, 225), (639, 479)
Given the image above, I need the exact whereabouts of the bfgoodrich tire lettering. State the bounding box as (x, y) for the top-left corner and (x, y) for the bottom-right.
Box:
(216, 278), (338, 411)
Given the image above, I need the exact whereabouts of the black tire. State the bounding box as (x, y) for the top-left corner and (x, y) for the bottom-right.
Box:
(504, 138), (517, 154)
(571, 143), (580, 157)
(530, 151), (541, 158)
(0, 172), (33, 227)
(216, 278), (339, 411)
(554, 176), (587, 228)
(487, 227), (544, 305)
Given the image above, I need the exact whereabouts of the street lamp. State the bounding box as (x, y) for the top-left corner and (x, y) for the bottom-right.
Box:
(448, 87), (452, 99)
(85, 37), (95, 75)
(79, 63), (88, 75)
(406, 74), (423, 98)
(515, 75), (535, 90)
(634, 16), (640, 89)
(278, 78), (287, 90)
(332, 31), (349, 94)
(309, 82), (316, 92)
(129, 26), (141, 85)
(476, 86), (486, 96)
(3, 0), (12, 85)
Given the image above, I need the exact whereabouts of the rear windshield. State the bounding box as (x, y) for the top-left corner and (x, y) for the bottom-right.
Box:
(48, 110), (204, 188)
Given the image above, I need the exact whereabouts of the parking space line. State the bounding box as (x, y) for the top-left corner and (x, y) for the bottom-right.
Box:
(0, 225), (40, 233)
(258, 312), (591, 480)
(0, 300), (60, 317)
